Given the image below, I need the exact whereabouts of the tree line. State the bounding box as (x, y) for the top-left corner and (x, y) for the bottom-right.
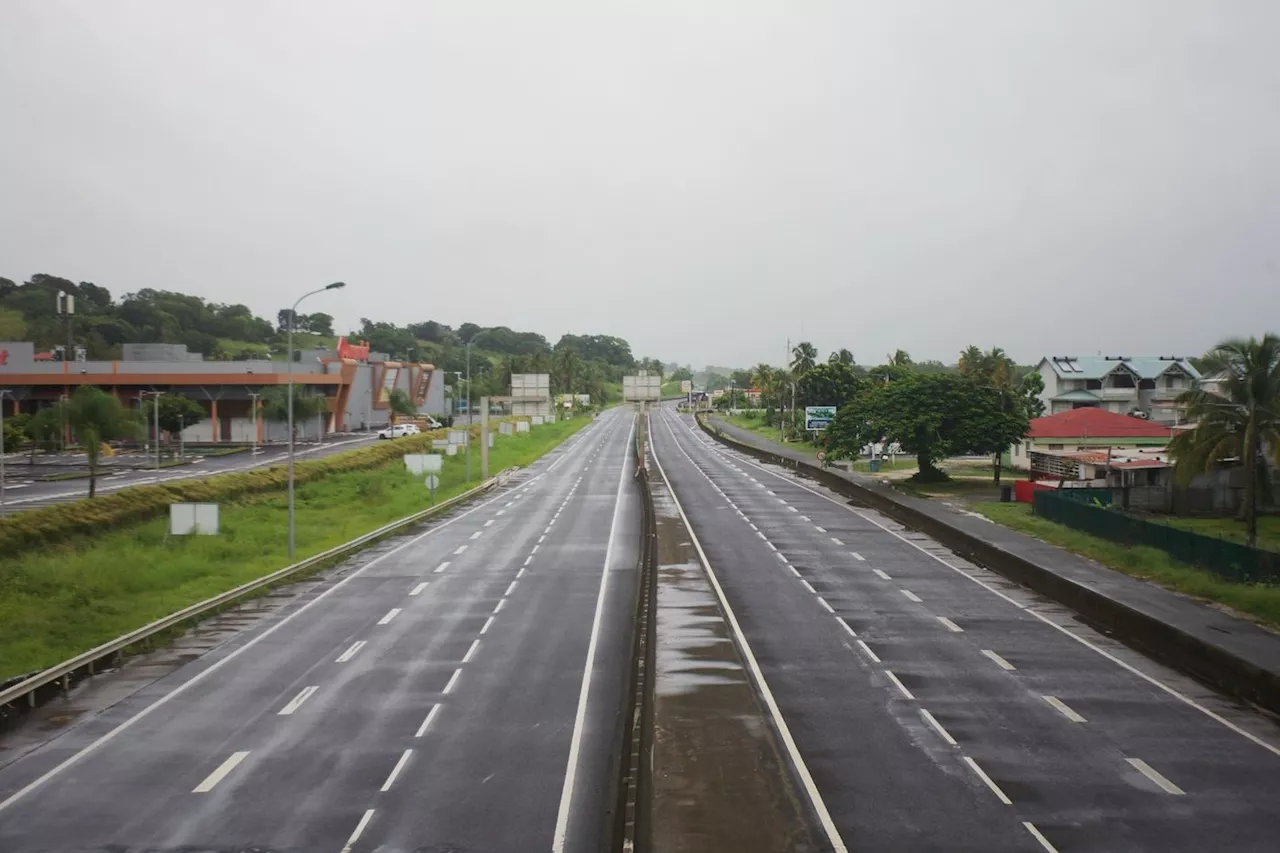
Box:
(724, 343), (1045, 483)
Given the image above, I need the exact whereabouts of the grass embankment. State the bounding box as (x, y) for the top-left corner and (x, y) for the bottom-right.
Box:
(0, 416), (591, 681)
(976, 501), (1280, 630)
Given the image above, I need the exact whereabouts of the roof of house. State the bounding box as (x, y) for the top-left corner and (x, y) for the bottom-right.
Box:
(1112, 459), (1170, 469)
(1039, 355), (1201, 381)
(1051, 389), (1102, 402)
(1027, 407), (1175, 440)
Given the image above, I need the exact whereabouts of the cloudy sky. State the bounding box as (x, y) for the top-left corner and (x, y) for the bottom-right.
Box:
(2, 1), (1277, 370)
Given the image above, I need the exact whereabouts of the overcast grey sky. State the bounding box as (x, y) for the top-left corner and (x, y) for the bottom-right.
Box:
(2, 1), (1277, 370)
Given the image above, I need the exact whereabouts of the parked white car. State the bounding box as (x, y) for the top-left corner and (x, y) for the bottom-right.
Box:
(377, 423), (420, 439)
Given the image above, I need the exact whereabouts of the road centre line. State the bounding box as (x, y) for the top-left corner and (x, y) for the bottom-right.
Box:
(1024, 822), (1060, 853)
(963, 756), (1012, 805)
(884, 671), (915, 700)
(901, 589), (923, 603)
(532, 544), (540, 554)
(484, 519), (494, 527)
(982, 650), (1016, 671)
(678, 416), (1280, 759)
(817, 597), (836, 614)
(539, 535), (546, 543)
(470, 531), (482, 540)
(192, 751), (250, 793)
(650, 412), (849, 853)
(516, 567), (526, 578)
(814, 526), (826, 533)
(410, 582), (429, 596)
(480, 616), (495, 635)
(278, 685), (318, 715)
(1126, 758), (1184, 794)
(463, 639), (480, 663)
(380, 749), (413, 792)
(801, 579), (817, 594)
(920, 708), (957, 745)
(850, 551), (865, 561)
(873, 569), (892, 580)
(434, 561), (451, 573)
(856, 640), (881, 664)
(494, 599), (507, 613)
(937, 617), (963, 633)
(505, 580), (519, 596)
(340, 809), (376, 853)
(378, 608), (402, 625)
(524, 556), (533, 566)
(415, 704), (442, 738)
(335, 641), (366, 663)
(789, 566), (802, 578)
(1044, 695), (1086, 723)
(453, 545), (468, 555)
(831, 537), (844, 545)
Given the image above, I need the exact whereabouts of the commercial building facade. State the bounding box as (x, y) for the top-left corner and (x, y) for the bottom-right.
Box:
(0, 338), (445, 443)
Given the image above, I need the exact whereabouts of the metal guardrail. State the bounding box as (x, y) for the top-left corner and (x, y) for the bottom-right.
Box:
(0, 470), (513, 713)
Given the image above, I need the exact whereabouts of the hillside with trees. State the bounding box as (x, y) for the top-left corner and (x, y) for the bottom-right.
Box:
(0, 272), (667, 405)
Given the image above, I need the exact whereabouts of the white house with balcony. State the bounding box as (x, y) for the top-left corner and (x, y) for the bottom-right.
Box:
(1035, 356), (1200, 425)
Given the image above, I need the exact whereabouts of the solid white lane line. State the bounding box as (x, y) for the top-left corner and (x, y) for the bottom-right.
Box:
(814, 526), (827, 533)
(278, 686), (318, 715)
(335, 641), (366, 663)
(470, 531), (482, 540)
(831, 537), (844, 546)
(378, 608), (402, 625)
(937, 617), (963, 633)
(884, 671), (915, 700)
(982, 649), (1016, 671)
(380, 749), (413, 792)
(901, 589), (922, 603)
(1043, 695), (1086, 723)
(484, 519), (494, 527)
(649, 414), (849, 853)
(494, 599), (507, 613)
(963, 757), (1012, 805)
(463, 639), (480, 663)
(340, 809), (376, 853)
(1024, 822), (1060, 853)
(856, 640), (881, 664)
(480, 616), (495, 634)
(850, 551), (865, 561)
(921, 709), (957, 745)
(839, 618), (858, 638)
(505, 580), (519, 596)
(1126, 758), (1184, 794)
(553, 416), (636, 853)
(817, 597), (835, 614)
(434, 561), (451, 573)
(453, 545), (468, 555)
(415, 704), (442, 738)
(193, 751), (250, 793)
(801, 579), (817, 594)
(443, 668), (462, 694)
(410, 582), (429, 596)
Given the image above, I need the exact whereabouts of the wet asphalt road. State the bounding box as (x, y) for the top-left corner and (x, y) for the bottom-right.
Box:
(0, 409), (640, 852)
(648, 406), (1280, 853)
(0, 434), (381, 513)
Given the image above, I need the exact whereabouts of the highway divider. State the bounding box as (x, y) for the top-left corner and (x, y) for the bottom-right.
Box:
(0, 470), (510, 721)
(696, 414), (1280, 717)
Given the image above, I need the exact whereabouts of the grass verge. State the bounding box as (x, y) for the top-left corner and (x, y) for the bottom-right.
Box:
(975, 501), (1280, 630)
(0, 416), (592, 681)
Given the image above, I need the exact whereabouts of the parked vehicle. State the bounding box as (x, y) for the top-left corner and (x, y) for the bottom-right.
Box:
(377, 423), (420, 439)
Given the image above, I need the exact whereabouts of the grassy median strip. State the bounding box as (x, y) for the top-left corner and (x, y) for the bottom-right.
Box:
(0, 417), (590, 681)
(976, 501), (1280, 630)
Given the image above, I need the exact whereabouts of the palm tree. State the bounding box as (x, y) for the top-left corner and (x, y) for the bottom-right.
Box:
(63, 387), (139, 497)
(790, 341), (818, 378)
(828, 348), (855, 366)
(888, 348), (913, 367)
(750, 363), (775, 396)
(1168, 335), (1280, 548)
(957, 345), (985, 377)
(553, 347), (582, 396)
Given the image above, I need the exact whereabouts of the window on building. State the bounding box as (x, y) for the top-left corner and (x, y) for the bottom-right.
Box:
(1048, 443), (1064, 450)
(1111, 373), (1135, 388)
(1086, 379), (1102, 390)
(1139, 378), (1156, 390)
(1165, 374), (1180, 389)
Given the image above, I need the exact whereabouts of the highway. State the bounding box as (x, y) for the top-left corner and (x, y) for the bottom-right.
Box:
(0, 408), (640, 852)
(0, 434), (379, 513)
(648, 405), (1280, 853)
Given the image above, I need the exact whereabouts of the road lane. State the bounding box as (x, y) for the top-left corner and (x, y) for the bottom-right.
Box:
(0, 409), (639, 853)
(652, 406), (1280, 852)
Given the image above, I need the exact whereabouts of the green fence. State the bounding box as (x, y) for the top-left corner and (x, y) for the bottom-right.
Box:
(1033, 491), (1280, 584)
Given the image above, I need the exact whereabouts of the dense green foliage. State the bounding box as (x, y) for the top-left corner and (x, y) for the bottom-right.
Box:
(1168, 334), (1280, 547)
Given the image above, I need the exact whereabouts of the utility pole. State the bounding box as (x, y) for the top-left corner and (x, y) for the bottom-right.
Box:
(248, 391), (261, 455)
(465, 340), (473, 482)
(154, 394), (161, 470)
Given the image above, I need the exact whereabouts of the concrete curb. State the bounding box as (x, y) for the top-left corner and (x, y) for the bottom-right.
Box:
(697, 416), (1280, 717)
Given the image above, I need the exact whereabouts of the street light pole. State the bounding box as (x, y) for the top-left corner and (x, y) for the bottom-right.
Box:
(465, 340), (473, 482)
(287, 282), (345, 560)
(248, 391), (261, 455)
(0, 390), (11, 517)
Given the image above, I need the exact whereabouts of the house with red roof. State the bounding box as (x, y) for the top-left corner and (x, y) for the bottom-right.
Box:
(1009, 408), (1173, 472)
